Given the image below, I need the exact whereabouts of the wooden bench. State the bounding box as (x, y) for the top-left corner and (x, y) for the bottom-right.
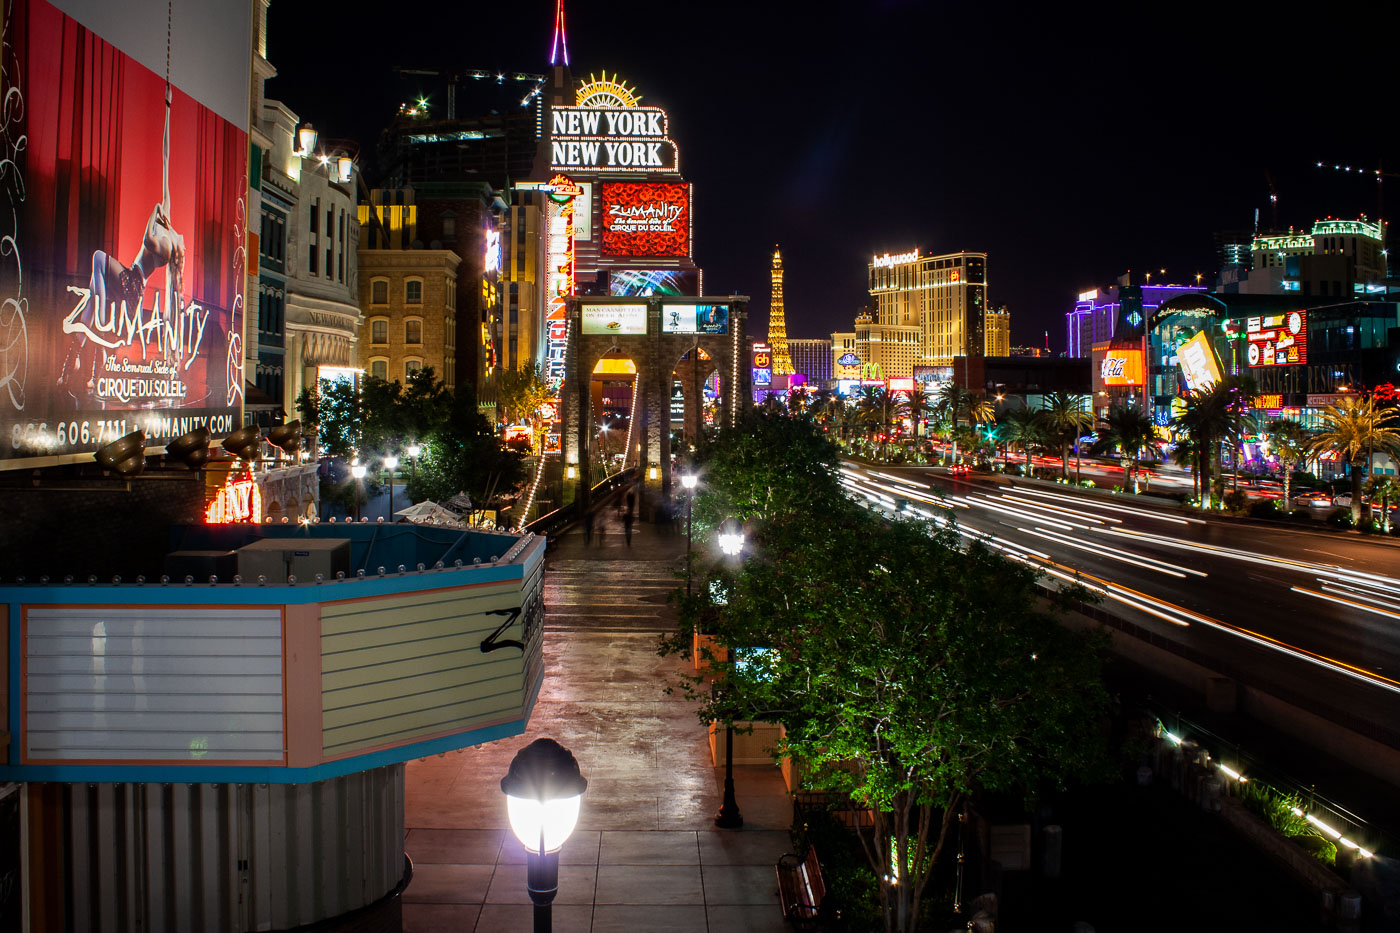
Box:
(775, 845), (827, 929)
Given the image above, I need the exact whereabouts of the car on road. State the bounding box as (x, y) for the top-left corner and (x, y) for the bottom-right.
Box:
(1334, 494), (1353, 507)
(948, 463), (970, 476)
(1291, 491), (1333, 508)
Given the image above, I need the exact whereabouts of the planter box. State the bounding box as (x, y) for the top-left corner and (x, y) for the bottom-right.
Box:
(708, 720), (781, 766)
(692, 633), (728, 672)
(1220, 796), (1355, 909)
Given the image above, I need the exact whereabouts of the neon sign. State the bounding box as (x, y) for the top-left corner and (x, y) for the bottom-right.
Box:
(549, 106), (677, 172)
(1099, 349), (1144, 386)
(205, 473), (262, 524)
(1078, 289), (1099, 302)
(484, 229), (501, 274)
(872, 250), (918, 268)
(1245, 311), (1307, 368)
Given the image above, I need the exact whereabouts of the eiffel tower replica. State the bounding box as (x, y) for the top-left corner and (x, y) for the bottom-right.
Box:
(769, 245), (794, 376)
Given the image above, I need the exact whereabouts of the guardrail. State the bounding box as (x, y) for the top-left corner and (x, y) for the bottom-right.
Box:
(523, 467), (638, 537)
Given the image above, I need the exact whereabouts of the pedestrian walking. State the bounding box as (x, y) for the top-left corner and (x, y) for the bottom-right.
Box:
(623, 510), (634, 546)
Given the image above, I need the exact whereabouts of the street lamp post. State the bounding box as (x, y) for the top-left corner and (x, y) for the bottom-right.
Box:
(407, 443), (421, 493)
(501, 738), (588, 933)
(350, 462), (367, 521)
(681, 473), (698, 596)
(383, 454), (399, 522)
(714, 526), (745, 829)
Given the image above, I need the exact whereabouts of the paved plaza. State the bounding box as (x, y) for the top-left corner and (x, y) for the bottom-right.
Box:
(400, 507), (795, 932)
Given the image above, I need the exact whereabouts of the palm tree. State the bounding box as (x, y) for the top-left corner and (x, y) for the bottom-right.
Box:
(1172, 377), (1251, 508)
(1041, 392), (1094, 481)
(1000, 407), (1044, 475)
(936, 383), (994, 465)
(1092, 406), (1159, 493)
(808, 387), (836, 428)
(1309, 397), (1400, 524)
(857, 386), (901, 458)
(901, 383), (935, 442)
(1266, 418), (1310, 512)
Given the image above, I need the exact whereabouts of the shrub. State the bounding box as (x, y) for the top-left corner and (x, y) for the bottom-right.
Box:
(1327, 508), (1355, 529)
(1358, 517), (1381, 535)
(1248, 499), (1282, 520)
(1222, 490), (1249, 514)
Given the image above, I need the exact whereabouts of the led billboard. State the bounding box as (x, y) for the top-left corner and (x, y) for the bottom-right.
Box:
(608, 268), (697, 297)
(1100, 349), (1144, 386)
(1178, 332), (1223, 391)
(661, 304), (729, 336)
(1, 0), (251, 468)
(1246, 310), (1307, 367)
(581, 305), (647, 335)
(600, 183), (690, 258)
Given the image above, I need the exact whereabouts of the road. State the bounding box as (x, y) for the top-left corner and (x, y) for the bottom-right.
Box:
(840, 459), (1400, 747)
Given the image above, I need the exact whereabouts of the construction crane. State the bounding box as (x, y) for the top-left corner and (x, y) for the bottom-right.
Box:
(1316, 158), (1397, 225)
(1264, 169), (1280, 232)
(393, 67), (546, 119)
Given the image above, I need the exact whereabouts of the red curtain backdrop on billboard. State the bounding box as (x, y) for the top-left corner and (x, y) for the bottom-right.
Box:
(1, 0), (250, 467)
(1100, 349), (1144, 386)
(600, 183), (690, 258)
(1246, 311), (1307, 367)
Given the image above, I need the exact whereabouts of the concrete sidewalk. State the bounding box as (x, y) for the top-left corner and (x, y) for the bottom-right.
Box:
(400, 509), (794, 932)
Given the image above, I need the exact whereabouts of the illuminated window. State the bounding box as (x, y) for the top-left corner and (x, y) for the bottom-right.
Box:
(371, 279), (388, 304)
(371, 318), (388, 344)
(370, 358), (388, 381)
(405, 319), (422, 345)
(405, 359), (422, 379)
(406, 280), (423, 304)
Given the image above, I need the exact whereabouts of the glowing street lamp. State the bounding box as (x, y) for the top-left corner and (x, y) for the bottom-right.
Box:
(715, 523), (745, 829)
(501, 738), (587, 933)
(350, 461), (367, 521)
(383, 455), (399, 521)
(681, 473), (699, 596)
(296, 122), (318, 157)
(406, 443), (421, 491)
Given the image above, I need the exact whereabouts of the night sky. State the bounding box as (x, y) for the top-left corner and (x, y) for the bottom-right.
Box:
(268, 1), (1392, 351)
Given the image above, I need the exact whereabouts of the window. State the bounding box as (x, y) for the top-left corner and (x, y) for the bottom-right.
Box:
(310, 200), (319, 234)
(370, 358), (388, 381)
(405, 319), (422, 344)
(405, 359), (422, 379)
(371, 279), (388, 304)
(441, 214), (456, 238)
(405, 280), (422, 304)
(371, 318), (388, 344)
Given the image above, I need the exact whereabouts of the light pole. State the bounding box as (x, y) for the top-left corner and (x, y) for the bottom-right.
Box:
(383, 454), (399, 521)
(350, 461), (367, 521)
(407, 443), (421, 494)
(501, 738), (587, 933)
(681, 473), (698, 596)
(714, 525), (745, 829)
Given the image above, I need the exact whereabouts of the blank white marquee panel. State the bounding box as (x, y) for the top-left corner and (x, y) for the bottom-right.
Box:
(25, 606), (284, 762)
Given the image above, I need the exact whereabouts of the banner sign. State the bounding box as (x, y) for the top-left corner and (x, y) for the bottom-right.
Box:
(661, 304), (729, 335)
(1246, 310), (1307, 368)
(600, 183), (690, 258)
(580, 305), (647, 336)
(549, 107), (677, 172)
(1, 0), (251, 467)
(1100, 348), (1144, 386)
(1178, 332), (1223, 391)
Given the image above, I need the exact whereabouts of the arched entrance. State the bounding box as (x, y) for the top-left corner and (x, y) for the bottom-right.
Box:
(561, 296), (750, 515)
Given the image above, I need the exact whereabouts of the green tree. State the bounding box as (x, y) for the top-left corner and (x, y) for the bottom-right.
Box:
(1309, 397), (1400, 524)
(413, 383), (527, 512)
(1266, 418), (1310, 512)
(1041, 392), (1093, 480)
(297, 379), (362, 459)
(1171, 377), (1251, 508)
(1092, 406), (1159, 493)
(935, 384), (994, 465)
(1365, 474), (1398, 533)
(664, 416), (1109, 933)
(495, 363), (554, 449)
(857, 386), (901, 458)
(900, 383), (935, 444)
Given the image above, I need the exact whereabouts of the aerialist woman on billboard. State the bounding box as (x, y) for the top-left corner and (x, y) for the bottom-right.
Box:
(58, 82), (185, 404)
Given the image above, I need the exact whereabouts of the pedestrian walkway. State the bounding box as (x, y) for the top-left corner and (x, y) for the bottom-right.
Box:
(400, 508), (793, 933)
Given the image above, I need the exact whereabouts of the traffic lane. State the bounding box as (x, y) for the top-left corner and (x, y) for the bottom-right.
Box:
(911, 467), (1400, 580)
(935, 496), (1400, 730)
(846, 464), (1400, 718)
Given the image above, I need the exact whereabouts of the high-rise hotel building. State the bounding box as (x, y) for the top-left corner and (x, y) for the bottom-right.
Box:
(865, 250), (992, 373)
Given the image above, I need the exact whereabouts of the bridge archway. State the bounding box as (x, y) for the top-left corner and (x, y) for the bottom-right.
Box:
(561, 296), (750, 515)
